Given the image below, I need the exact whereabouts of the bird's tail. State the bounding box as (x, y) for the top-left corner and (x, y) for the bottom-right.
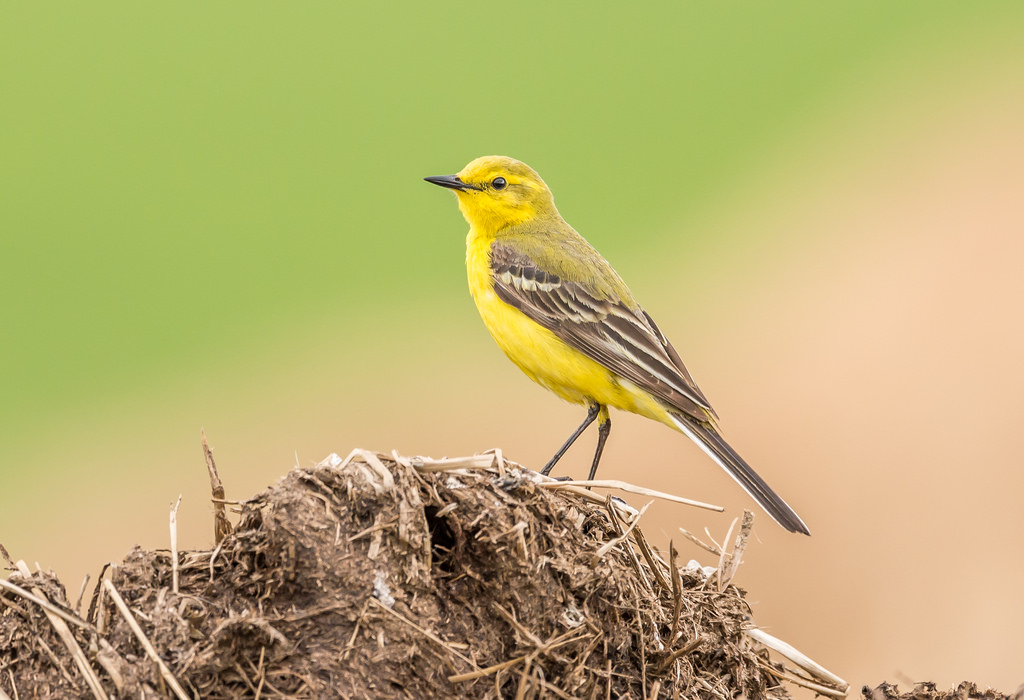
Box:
(669, 412), (810, 535)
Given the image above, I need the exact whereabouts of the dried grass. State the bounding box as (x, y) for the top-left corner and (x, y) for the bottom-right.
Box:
(1, 446), (849, 698)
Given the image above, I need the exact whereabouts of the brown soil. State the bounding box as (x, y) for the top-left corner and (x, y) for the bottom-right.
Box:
(4, 450), (1014, 699)
(863, 682), (1023, 700)
(2, 450), (831, 698)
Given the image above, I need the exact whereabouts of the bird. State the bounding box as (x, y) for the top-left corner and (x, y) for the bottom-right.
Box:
(425, 156), (809, 535)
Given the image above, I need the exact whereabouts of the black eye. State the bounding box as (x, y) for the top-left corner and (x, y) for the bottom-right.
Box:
(491, 177), (507, 190)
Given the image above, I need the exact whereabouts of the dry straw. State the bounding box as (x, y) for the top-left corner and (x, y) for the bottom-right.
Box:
(1, 444), (848, 698)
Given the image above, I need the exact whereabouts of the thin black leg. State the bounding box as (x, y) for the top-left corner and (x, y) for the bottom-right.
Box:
(587, 408), (612, 481)
(541, 403), (600, 475)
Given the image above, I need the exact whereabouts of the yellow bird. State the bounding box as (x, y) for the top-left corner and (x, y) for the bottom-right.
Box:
(425, 156), (809, 535)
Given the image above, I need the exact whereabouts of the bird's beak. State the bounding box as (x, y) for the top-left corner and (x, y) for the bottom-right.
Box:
(424, 174), (479, 192)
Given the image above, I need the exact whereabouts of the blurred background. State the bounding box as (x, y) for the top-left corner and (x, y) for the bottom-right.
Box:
(2, 2), (1022, 694)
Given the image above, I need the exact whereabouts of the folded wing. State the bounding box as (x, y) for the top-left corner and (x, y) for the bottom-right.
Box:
(489, 241), (715, 422)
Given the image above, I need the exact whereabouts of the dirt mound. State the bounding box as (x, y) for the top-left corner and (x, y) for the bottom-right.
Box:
(863, 682), (1023, 700)
(2, 449), (845, 698)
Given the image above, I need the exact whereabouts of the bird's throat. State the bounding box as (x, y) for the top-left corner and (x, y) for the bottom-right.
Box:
(456, 193), (534, 236)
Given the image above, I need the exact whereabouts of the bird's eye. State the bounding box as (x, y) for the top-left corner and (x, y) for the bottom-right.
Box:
(491, 177), (507, 190)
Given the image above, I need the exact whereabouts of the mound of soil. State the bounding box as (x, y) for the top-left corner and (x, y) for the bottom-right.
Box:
(863, 682), (1023, 700)
(2, 449), (838, 698)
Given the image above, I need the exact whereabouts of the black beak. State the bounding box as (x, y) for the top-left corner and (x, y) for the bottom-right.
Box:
(424, 174), (479, 191)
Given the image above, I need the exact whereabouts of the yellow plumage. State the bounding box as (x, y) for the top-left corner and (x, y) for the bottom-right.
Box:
(466, 230), (668, 421)
(426, 156), (809, 534)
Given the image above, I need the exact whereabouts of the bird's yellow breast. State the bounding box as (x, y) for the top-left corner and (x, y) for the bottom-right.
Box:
(466, 229), (670, 424)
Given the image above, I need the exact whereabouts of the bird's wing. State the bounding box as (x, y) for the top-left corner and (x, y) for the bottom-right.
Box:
(490, 241), (716, 421)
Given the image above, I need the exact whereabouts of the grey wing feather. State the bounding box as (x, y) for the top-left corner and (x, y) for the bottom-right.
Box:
(490, 242), (715, 421)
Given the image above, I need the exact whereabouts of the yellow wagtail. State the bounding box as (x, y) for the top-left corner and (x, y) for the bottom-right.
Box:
(425, 156), (809, 535)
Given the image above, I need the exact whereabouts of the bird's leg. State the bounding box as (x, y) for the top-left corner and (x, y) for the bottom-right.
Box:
(587, 406), (612, 481)
(541, 403), (601, 475)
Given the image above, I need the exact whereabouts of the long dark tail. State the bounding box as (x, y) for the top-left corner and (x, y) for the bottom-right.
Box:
(669, 412), (810, 535)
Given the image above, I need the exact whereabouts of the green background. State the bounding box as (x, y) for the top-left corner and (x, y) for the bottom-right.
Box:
(5, 2), (1006, 440)
(3, 2), (1023, 693)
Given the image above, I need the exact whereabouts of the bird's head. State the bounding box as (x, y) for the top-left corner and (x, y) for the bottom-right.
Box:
(425, 156), (557, 233)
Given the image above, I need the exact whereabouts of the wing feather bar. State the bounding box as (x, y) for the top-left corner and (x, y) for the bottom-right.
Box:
(489, 241), (713, 419)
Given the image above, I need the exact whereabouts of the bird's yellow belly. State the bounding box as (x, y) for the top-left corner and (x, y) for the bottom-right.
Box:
(467, 236), (670, 424)
(474, 285), (606, 404)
